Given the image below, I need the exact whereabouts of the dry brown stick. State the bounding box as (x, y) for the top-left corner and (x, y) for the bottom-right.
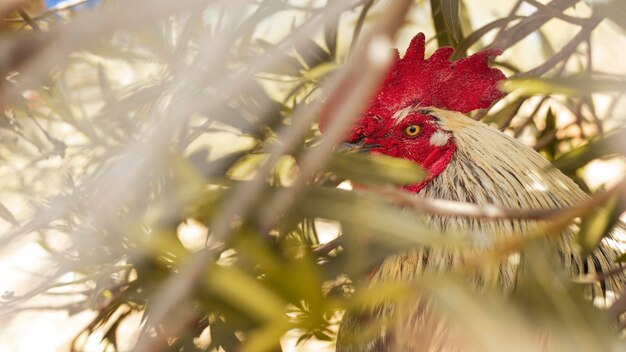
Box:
(513, 96), (548, 138)
(372, 186), (570, 221)
(514, 16), (602, 78)
(452, 15), (524, 61)
(313, 179), (625, 258)
(471, 177), (626, 264)
(523, 0), (588, 26)
(488, 0), (579, 51)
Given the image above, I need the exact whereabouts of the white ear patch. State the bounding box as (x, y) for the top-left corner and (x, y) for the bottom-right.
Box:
(429, 131), (450, 146)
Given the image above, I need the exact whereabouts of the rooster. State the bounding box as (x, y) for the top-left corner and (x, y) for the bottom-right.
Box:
(320, 33), (626, 351)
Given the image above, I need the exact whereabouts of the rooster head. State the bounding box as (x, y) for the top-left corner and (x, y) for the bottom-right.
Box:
(320, 33), (506, 192)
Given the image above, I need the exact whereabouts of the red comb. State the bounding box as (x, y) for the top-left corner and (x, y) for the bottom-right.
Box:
(320, 33), (505, 132)
(369, 33), (505, 115)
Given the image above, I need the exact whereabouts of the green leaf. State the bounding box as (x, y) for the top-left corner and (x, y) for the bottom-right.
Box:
(206, 265), (286, 322)
(294, 37), (332, 70)
(502, 77), (626, 96)
(442, 0), (461, 43)
(300, 187), (469, 248)
(241, 321), (289, 352)
(615, 251), (626, 263)
(537, 108), (557, 160)
(208, 317), (242, 352)
(327, 152), (427, 186)
(482, 97), (525, 128)
(554, 129), (626, 173)
(430, 0), (461, 47)
(235, 233), (323, 310)
(256, 39), (304, 77)
(576, 195), (622, 257)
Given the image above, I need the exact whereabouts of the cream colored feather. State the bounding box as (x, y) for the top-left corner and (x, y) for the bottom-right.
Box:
(336, 108), (626, 352)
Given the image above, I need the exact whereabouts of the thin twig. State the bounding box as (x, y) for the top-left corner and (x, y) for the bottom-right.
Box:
(350, 0), (374, 53)
(312, 178), (625, 257)
(488, 0), (579, 51)
(372, 186), (573, 221)
(523, 0), (588, 26)
(514, 16), (602, 78)
(470, 177), (626, 264)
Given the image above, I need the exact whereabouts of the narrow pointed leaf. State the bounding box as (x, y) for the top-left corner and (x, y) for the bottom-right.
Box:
(554, 129), (626, 173)
(442, 0), (461, 42)
(328, 152), (426, 186)
(0, 201), (19, 226)
(576, 195), (621, 257)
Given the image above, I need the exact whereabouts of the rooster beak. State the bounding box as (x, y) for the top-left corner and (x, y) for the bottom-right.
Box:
(338, 142), (379, 153)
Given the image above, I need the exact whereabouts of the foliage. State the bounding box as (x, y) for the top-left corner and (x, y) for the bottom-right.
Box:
(0, 0), (625, 351)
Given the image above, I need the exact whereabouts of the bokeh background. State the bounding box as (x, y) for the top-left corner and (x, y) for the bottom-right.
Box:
(0, 0), (625, 351)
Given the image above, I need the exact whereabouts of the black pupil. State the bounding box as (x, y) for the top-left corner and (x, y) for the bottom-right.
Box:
(408, 126), (417, 133)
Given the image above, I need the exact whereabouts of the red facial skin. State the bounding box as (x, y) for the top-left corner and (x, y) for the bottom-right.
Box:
(321, 32), (504, 193)
(346, 108), (455, 193)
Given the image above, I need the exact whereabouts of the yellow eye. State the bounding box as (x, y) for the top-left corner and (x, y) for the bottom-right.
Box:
(403, 124), (421, 137)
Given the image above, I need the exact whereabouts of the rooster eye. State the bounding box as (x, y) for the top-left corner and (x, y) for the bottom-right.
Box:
(403, 124), (421, 137)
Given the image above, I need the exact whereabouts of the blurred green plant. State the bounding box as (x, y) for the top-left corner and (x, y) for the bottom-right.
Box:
(0, 0), (624, 351)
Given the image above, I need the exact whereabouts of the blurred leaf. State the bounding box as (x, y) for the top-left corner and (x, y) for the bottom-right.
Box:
(256, 39), (303, 77)
(101, 309), (131, 349)
(587, 0), (626, 32)
(323, 6), (339, 58)
(147, 229), (190, 261)
(515, 244), (618, 351)
(206, 265), (286, 322)
(482, 97), (525, 128)
(576, 195), (621, 257)
(537, 29), (556, 59)
(235, 233), (323, 311)
(348, 281), (412, 308)
(301, 187), (468, 248)
(422, 277), (537, 351)
(302, 61), (338, 83)
(0, 201), (19, 226)
(328, 152), (426, 186)
(242, 321), (288, 352)
(208, 317), (242, 352)
(554, 129), (626, 173)
(294, 37), (332, 70)
(452, 15), (523, 60)
(502, 76), (626, 96)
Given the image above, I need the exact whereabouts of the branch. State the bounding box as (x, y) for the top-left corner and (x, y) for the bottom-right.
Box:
(488, 0), (580, 51)
(514, 16), (602, 78)
(470, 177), (626, 264)
(372, 186), (572, 221)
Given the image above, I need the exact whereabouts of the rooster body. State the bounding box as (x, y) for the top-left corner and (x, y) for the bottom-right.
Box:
(326, 34), (626, 351)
